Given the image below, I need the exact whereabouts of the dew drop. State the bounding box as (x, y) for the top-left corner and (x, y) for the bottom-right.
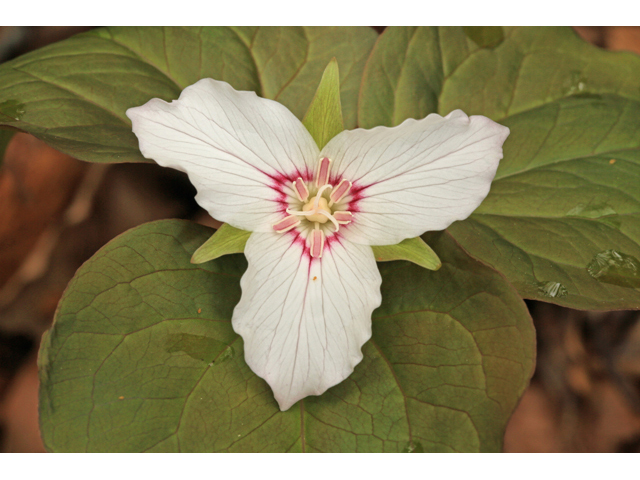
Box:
(0, 99), (26, 120)
(535, 281), (568, 298)
(566, 203), (617, 219)
(215, 345), (235, 364)
(402, 441), (424, 453)
(565, 203), (620, 229)
(562, 71), (600, 98)
(587, 249), (640, 288)
(164, 333), (228, 362)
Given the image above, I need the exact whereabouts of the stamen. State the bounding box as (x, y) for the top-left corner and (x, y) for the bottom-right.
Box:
(315, 157), (332, 187)
(292, 178), (309, 202)
(273, 215), (301, 233)
(310, 228), (325, 258)
(317, 210), (341, 232)
(329, 179), (352, 206)
(333, 211), (353, 225)
(314, 184), (333, 209)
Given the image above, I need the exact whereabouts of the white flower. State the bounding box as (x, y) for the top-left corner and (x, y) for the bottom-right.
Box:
(126, 79), (509, 411)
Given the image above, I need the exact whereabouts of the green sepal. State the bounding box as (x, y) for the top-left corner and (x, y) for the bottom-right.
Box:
(191, 223), (251, 264)
(372, 237), (442, 271)
(302, 58), (344, 150)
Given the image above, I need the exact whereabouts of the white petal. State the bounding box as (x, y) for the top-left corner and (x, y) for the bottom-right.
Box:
(127, 79), (319, 232)
(321, 110), (510, 245)
(232, 232), (382, 411)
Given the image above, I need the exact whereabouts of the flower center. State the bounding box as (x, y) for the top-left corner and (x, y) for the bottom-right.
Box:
(302, 197), (330, 223)
(272, 157), (354, 258)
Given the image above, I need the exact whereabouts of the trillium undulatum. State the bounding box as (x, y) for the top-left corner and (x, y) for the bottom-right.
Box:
(127, 78), (509, 411)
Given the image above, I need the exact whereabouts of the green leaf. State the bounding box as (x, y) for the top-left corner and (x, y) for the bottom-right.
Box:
(359, 26), (640, 310)
(39, 220), (534, 452)
(0, 27), (377, 164)
(302, 58), (344, 150)
(191, 223), (251, 264)
(372, 237), (441, 271)
(462, 26), (505, 49)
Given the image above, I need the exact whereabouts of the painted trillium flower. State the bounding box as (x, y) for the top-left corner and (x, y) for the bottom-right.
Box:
(127, 78), (509, 411)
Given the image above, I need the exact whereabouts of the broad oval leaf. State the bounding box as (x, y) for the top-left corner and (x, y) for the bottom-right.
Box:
(39, 220), (534, 452)
(359, 26), (640, 310)
(0, 26), (377, 164)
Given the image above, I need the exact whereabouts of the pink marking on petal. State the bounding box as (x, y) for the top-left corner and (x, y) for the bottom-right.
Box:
(315, 157), (332, 187)
(333, 211), (352, 224)
(309, 229), (325, 258)
(344, 181), (369, 213)
(329, 179), (352, 204)
(292, 178), (309, 202)
(273, 215), (300, 233)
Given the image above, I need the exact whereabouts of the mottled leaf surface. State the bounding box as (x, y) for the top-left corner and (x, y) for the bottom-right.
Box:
(0, 26), (377, 163)
(359, 26), (640, 309)
(39, 220), (534, 452)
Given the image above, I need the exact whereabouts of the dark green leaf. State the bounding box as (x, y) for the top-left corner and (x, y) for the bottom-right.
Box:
(359, 26), (640, 309)
(0, 27), (377, 164)
(39, 220), (534, 452)
(463, 26), (505, 49)
(372, 236), (441, 271)
(303, 58), (344, 150)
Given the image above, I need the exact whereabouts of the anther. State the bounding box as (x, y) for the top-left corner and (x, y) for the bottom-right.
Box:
(310, 229), (325, 258)
(333, 211), (353, 225)
(273, 215), (301, 233)
(329, 179), (351, 206)
(315, 157), (332, 187)
(292, 178), (309, 202)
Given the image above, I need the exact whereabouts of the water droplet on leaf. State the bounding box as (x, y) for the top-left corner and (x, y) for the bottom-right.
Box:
(587, 249), (640, 288)
(164, 333), (229, 362)
(402, 441), (424, 453)
(215, 346), (235, 364)
(566, 203), (620, 229)
(535, 281), (568, 298)
(566, 203), (617, 219)
(563, 71), (597, 97)
(0, 100), (26, 120)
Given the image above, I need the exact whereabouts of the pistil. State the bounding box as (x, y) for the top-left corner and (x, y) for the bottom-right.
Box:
(272, 157), (354, 259)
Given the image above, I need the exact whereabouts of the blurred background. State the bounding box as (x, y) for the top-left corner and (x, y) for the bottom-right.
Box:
(1, 26), (639, 453)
